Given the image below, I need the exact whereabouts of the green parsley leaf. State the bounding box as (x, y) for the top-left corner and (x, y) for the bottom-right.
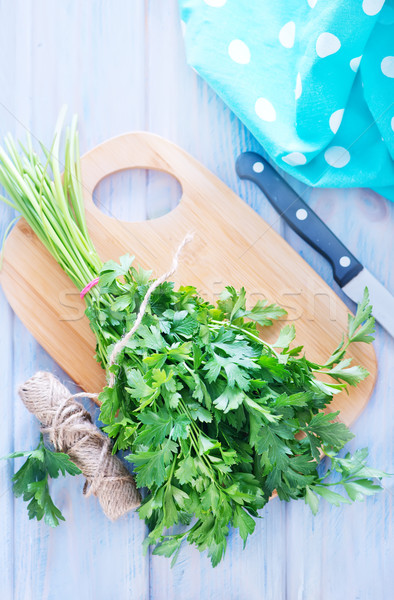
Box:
(303, 412), (355, 451)
(246, 299), (287, 327)
(233, 505), (256, 544)
(2, 435), (81, 526)
(213, 386), (246, 413)
(348, 287), (375, 343)
(312, 486), (352, 506)
(273, 324), (296, 348)
(325, 360), (369, 386)
(304, 485), (319, 515)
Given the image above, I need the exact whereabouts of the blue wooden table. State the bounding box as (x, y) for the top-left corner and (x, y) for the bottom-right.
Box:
(0, 2), (393, 599)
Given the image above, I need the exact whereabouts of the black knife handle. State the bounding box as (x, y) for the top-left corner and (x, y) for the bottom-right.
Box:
(236, 152), (363, 287)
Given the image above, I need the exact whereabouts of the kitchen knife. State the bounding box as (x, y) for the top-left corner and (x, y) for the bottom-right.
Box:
(236, 151), (394, 338)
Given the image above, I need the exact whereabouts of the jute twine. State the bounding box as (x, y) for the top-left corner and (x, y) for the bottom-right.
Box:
(17, 234), (194, 521)
(107, 232), (194, 387)
(18, 371), (141, 520)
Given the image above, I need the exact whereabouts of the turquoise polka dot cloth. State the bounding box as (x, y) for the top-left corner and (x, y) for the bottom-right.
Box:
(179, 0), (394, 201)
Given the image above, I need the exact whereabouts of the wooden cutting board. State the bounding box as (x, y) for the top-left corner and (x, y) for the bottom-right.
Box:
(0, 132), (376, 425)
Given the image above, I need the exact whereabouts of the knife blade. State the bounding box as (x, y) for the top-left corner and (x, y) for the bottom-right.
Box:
(236, 151), (394, 337)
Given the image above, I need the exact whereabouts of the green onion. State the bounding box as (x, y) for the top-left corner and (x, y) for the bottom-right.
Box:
(0, 108), (101, 292)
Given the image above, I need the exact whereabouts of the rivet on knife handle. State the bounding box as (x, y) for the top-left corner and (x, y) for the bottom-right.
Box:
(236, 152), (363, 288)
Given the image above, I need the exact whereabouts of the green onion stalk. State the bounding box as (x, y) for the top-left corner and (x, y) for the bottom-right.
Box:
(0, 109), (112, 364)
(0, 108), (101, 288)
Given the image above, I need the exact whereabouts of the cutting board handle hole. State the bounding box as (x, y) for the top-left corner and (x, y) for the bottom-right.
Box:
(92, 168), (182, 223)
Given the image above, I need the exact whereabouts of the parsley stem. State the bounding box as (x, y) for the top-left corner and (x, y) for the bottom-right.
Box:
(177, 400), (219, 481)
(323, 340), (351, 368)
(166, 457), (177, 487)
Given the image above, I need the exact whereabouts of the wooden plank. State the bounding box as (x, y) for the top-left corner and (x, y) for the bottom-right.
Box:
(0, 4), (18, 599)
(0, 292), (15, 600)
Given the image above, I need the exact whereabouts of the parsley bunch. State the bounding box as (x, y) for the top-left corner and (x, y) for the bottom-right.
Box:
(0, 116), (388, 567)
(87, 257), (386, 566)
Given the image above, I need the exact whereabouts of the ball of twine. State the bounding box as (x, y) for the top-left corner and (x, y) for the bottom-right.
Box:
(18, 371), (141, 521)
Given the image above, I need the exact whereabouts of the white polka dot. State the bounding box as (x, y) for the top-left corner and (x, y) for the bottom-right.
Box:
(279, 21), (296, 49)
(316, 33), (341, 58)
(296, 208), (308, 220)
(282, 152), (307, 166)
(252, 162), (264, 173)
(339, 256), (351, 267)
(329, 109), (344, 134)
(362, 0), (385, 16)
(295, 73), (302, 100)
(324, 146), (350, 168)
(255, 98), (276, 122)
(391, 117), (394, 131)
(228, 39), (251, 64)
(350, 56), (362, 72)
(204, 0), (227, 5)
(381, 56), (394, 78)
(307, 0), (317, 7)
